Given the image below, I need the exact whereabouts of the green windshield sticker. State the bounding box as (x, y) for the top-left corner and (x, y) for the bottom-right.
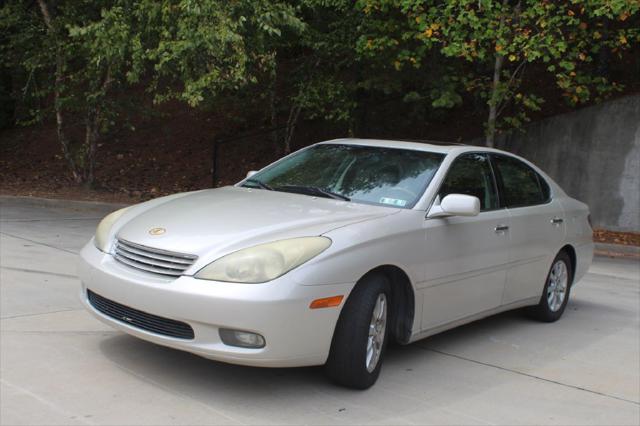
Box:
(380, 197), (407, 207)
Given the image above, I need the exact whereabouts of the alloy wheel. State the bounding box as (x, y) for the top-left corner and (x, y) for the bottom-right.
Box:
(547, 260), (568, 312)
(366, 293), (387, 372)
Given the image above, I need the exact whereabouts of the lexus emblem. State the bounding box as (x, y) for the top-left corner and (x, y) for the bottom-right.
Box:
(148, 227), (166, 236)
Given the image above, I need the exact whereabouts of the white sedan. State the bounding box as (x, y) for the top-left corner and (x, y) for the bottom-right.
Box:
(78, 138), (593, 389)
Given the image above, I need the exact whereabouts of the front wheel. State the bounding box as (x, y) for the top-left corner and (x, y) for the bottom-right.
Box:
(325, 273), (391, 389)
(528, 251), (573, 322)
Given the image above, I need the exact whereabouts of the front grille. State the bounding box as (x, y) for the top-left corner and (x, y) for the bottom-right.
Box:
(87, 290), (195, 339)
(114, 238), (197, 277)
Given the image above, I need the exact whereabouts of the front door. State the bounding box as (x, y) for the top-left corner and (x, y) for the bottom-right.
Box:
(420, 153), (510, 330)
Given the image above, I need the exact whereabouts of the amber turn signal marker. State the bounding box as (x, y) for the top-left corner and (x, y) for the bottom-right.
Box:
(309, 295), (344, 309)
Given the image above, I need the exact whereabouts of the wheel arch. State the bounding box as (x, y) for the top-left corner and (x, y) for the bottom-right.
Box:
(559, 244), (577, 284)
(351, 264), (415, 345)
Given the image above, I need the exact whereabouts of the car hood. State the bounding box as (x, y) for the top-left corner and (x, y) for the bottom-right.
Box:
(116, 186), (398, 259)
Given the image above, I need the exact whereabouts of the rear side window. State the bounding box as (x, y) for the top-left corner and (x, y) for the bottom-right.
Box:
(493, 155), (550, 207)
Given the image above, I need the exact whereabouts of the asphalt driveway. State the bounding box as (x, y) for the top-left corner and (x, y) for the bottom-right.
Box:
(1, 196), (638, 425)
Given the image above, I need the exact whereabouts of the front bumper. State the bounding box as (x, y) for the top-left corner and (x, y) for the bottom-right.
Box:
(78, 241), (353, 367)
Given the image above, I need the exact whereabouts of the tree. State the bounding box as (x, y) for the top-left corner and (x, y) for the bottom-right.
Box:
(1, 1), (143, 185)
(135, 0), (303, 107)
(264, 0), (360, 153)
(356, 0), (640, 146)
(0, 0), (302, 186)
(2, 0), (638, 181)
(272, 0), (448, 150)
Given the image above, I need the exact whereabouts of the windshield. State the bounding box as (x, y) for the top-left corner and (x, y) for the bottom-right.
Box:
(243, 144), (445, 208)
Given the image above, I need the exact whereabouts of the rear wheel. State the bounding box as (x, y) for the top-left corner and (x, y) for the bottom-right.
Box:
(528, 251), (572, 322)
(325, 273), (391, 389)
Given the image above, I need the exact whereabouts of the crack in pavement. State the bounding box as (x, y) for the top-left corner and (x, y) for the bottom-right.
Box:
(0, 231), (79, 255)
(1, 378), (97, 425)
(105, 361), (247, 425)
(1, 266), (78, 279)
(1, 308), (84, 320)
(417, 346), (640, 406)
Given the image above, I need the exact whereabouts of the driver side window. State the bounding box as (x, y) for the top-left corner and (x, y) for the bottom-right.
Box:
(439, 153), (499, 211)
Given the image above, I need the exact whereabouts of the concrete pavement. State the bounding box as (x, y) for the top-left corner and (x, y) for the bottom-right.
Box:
(1, 196), (639, 425)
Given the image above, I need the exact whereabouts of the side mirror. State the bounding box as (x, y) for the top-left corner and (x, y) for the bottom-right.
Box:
(246, 170), (258, 179)
(427, 194), (480, 218)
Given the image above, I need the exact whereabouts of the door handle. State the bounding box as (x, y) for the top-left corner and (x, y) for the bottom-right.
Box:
(551, 217), (564, 225)
(494, 225), (509, 232)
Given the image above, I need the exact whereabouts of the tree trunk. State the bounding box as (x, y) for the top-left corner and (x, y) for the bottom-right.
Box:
(283, 101), (301, 155)
(83, 109), (99, 188)
(82, 68), (112, 188)
(53, 50), (83, 183)
(38, 0), (83, 183)
(486, 0), (521, 148)
(267, 53), (280, 152)
(486, 52), (504, 148)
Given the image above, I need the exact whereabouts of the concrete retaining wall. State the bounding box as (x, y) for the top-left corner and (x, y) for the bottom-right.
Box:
(492, 95), (639, 232)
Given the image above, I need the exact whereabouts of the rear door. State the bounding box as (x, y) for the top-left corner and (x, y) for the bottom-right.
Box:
(491, 154), (566, 304)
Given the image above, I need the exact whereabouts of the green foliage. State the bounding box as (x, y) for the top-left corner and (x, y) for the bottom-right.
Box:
(134, 0), (303, 107)
(288, 0), (362, 124)
(0, 0), (302, 182)
(1, 0), (638, 180)
(357, 0), (639, 140)
(1, 1), (53, 125)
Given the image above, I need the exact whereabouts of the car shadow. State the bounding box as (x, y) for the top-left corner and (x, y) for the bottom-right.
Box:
(99, 334), (327, 392)
(97, 292), (632, 421)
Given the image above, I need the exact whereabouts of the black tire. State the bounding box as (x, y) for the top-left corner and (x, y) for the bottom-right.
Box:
(528, 251), (573, 322)
(325, 273), (391, 389)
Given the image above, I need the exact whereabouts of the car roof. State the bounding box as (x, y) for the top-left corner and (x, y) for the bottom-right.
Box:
(319, 138), (478, 154)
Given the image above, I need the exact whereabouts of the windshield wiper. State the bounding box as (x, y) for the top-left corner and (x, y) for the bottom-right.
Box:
(276, 185), (350, 201)
(243, 178), (274, 191)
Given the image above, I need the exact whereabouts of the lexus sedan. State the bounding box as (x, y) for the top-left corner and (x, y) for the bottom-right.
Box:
(78, 138), (593, 389)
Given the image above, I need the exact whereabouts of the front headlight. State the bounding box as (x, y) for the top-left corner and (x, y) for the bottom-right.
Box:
(94, 207), (129, 252)
(195, 237), (331, 283)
